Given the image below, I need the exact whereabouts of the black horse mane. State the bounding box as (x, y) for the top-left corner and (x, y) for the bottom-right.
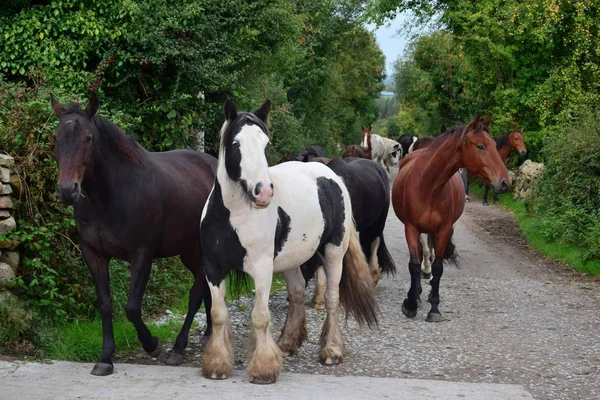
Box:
(64, 103), (148, 165)
(221, 112), (269, 151)
(494, 133), (510, 150)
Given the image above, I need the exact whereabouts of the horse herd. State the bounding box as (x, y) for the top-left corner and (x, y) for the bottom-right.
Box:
(49, 93), (526, 384)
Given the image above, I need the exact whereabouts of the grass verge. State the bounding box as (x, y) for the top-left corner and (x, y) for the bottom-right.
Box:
(469, 182), (600, 275)
(40, 272), (288, 361)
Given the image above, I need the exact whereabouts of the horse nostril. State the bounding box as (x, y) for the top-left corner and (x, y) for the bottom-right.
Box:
(254, 182), (263, 196)
(500, 179), (509, 191)
(270, 183), (274, 190)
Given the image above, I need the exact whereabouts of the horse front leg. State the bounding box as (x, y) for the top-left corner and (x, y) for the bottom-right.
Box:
(483, 184), (490, 206)
(426, 226), (453, 322)
(125, 250), (161, 358)
(203, 277), (234, 380)
(247, 258), (282, 384)
(402, 224), (422, 318)
(278, 267), (307, 357)
(82, 245), (115, 376)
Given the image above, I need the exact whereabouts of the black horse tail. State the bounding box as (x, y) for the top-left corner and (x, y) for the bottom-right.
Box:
(377, 233), (396, 275)
(443, 234), (460, 268)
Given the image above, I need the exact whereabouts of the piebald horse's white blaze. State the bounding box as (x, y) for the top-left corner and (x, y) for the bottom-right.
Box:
(201, 100), (377, 385)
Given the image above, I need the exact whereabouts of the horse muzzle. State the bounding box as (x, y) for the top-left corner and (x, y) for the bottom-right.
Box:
(251, 181), (274, 209)
(56, 181), (81, 205)
(491, 177), (511, 194)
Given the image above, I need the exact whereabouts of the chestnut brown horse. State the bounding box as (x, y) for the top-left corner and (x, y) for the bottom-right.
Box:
(392, 118), (510, 322)
(466, 129), (526, 205)
(50, 93), (217, 375)
(342, 144), (368, 159)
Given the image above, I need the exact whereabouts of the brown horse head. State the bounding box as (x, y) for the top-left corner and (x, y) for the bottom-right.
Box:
(361, 125), (372, 150)
(50, 92), (100, 204)
(508, 129), (527, 157)
(460, 118), (511, 194)
(343, 144), (367, 159)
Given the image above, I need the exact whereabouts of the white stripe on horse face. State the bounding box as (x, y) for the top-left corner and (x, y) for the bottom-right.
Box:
(236, 124), (273, 204)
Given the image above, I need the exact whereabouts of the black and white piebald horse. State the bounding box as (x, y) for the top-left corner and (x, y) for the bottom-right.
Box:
(200, 99), (379, 384)
(395, 135), (418, 158)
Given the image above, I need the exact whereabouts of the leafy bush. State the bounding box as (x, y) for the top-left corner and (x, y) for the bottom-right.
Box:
(532, 105), (600, 260)
(0, 295), (37, 353)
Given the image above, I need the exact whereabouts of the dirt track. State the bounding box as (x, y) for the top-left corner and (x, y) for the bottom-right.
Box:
(118, 173), (600, 400)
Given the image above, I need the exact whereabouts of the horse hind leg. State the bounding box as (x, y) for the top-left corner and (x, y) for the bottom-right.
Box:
(203, 279), (234, 380)
(168, 251), (211, 365)
(420, 234), (432, 280)
(247, 257), (283, 384)
(311, 266), (327, 310)
(320, 246), (345, 365)
(426, 227), (454, 323)
(369, 236), (382, 284)
(277, 267), (307, 357)
(124, 251), (162, 359)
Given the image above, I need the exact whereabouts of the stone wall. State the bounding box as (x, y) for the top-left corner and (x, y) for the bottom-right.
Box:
(0, 154), (19, 299)
(513, 159), (545, 200)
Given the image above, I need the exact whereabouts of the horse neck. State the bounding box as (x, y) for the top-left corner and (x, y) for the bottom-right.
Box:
(216, 154), (250, 216)
(81, 133), (138, 206)
(496, 139), (511, 164)
(419, 136), (463, 199)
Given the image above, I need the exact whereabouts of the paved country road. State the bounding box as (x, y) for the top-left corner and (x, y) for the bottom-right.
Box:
(2, 171), (600, 399)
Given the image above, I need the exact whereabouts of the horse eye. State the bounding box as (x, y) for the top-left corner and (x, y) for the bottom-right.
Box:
(476, 144), (485, 150)
(233, 141), (240, 148)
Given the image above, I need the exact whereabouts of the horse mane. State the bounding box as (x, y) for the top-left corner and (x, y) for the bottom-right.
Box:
(64, 103), (148, 166)
(494, 133), (510, 150)
(440, 120), (490, 148)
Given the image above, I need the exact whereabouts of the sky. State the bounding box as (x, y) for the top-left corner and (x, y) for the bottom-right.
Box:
(367, 11), (412, 81)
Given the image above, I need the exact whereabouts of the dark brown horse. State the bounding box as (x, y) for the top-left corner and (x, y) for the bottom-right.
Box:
(392, 118), (510, 322)
(50, 93), (217, 376)
(466, 129), (526, 205)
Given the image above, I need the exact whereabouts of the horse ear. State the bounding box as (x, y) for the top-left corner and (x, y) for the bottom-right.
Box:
(50, 93), (66, 117)
(466, 117), (480, 132)
(85, 92), (100, 117)
(368, 125), (372, 131)
(481, 117), (491, 126)
(254, 99), (272, 124)
(224, 98), (237, 121)
(302, 154), (309, 163)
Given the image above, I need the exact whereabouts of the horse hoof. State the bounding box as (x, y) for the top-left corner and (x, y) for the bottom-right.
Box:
(207, 373), (229, 380)
(147, 338), (161, 358)
(483, 202), (489, 207)
(426, 312), (442, 323)
(421, 272), (431, 280)
(91, 363), (114, 376)
(166, 351), (184, 366)
(401, 302), (417, 318)
(321, 355), (343, 366)
(250, 376), (277, 385)
(312, 302), (326, 310)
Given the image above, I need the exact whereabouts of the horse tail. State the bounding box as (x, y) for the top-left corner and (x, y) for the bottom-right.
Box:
(377, 233), (396, 275)
(443, 234), (460, 268)
(339, 223), (379, 328)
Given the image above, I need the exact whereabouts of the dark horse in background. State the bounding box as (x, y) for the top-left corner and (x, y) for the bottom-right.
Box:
(300, 156), (396, 308)
(392, 118), (510, 322)
(50, 93), (217, 376)
(342, 144), (368, 159)
(278, 145), (327, 163)
(466, 129), (527, 205)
